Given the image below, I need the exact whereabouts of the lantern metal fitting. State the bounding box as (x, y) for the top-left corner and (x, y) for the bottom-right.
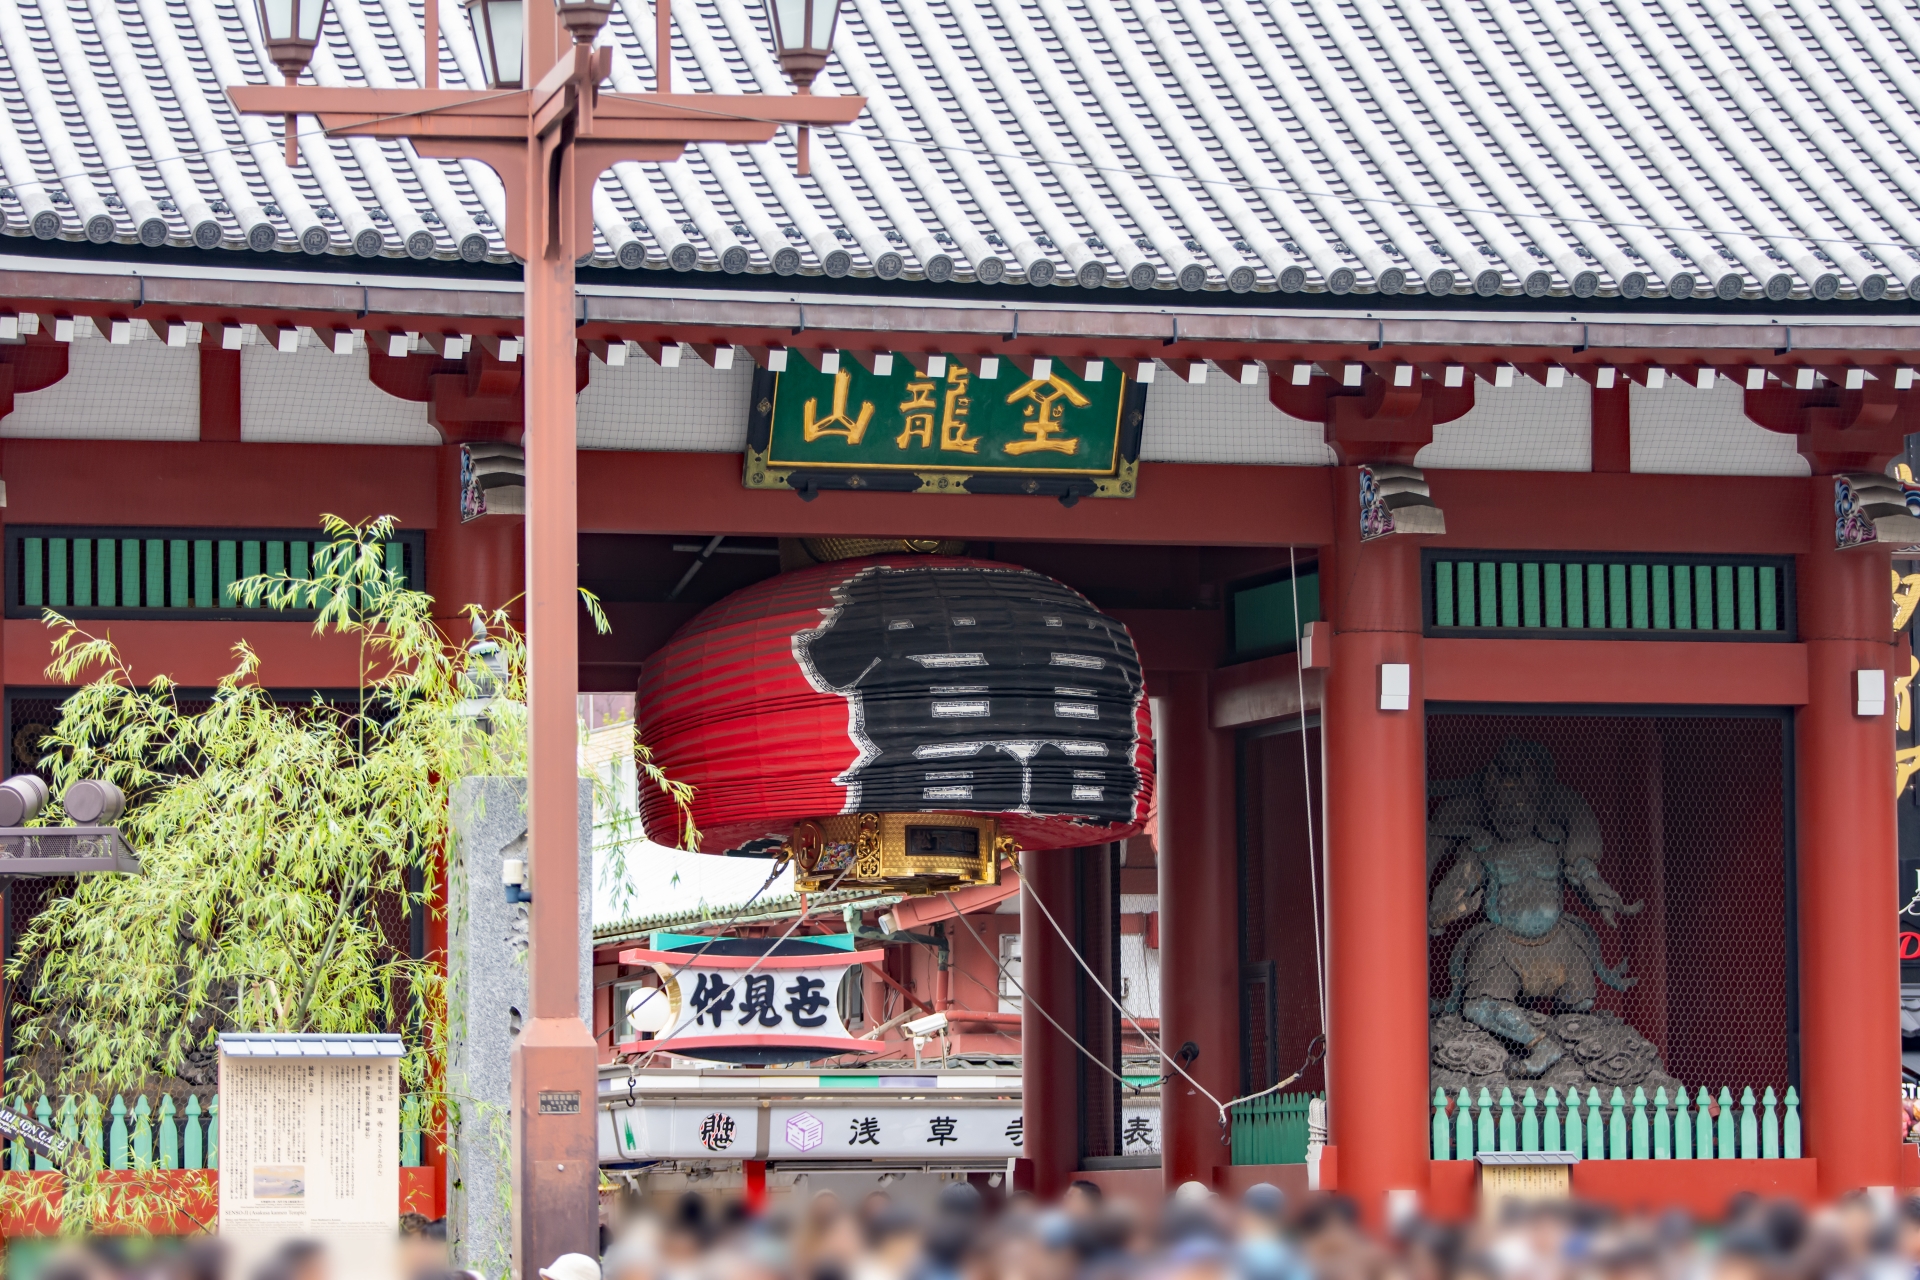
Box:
(786, 812), (1010, 896)
(463, 0), (525, 88)
(254, 0), (331, 165)
(554, 0), (615, 45)
(762, 0), (841, 174)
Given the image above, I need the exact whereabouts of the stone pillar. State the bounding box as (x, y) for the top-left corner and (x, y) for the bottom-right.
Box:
(1157, 671), (1239, 1189)
(1020, 847), (1081, 1198)
(1795, 483), (1901, 1194)
(1320, 479), (1430, 1220)
(446, 776), (592, 1276)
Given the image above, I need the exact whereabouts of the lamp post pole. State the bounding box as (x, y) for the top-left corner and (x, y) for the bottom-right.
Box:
(231, 6), (860, 1270)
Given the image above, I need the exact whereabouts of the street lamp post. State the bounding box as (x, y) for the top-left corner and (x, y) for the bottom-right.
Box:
(230, 9), (860, 1273)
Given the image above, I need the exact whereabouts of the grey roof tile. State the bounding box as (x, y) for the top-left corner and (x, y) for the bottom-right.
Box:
(0, 0), (1911, 299)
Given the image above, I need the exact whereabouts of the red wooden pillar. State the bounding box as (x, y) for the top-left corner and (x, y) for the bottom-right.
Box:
(422, 443), (522, 1214)
(1320, 476), (1430, 1221)
(1795, 480), (1900, 1195)
(1591, 381), (1630, 473)
(428, 444), (525, 630)
(1156, 670), (1239, 1189)
(1020, 847), (1080, 1198)
(742, 1159), (768, 1212)
(198, 346), (242, 442)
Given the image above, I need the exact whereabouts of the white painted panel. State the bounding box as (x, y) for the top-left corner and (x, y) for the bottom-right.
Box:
(1417, 378), (1591, 471)
(241, 344), (437, 445)
(1139, 371), (1333, 465)
(578, 354), (755, 451)
(5, 333), (197, 439)
(1630, 381), (1809, 476)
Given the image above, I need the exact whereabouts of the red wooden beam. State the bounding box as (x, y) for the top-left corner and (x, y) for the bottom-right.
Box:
(1427, 471), (1811, 555)
(1424, 638), (1809, 705)
(577, 451), (1337, 547)
(4, 619), (369, 689)
(0, 441), (440, 529)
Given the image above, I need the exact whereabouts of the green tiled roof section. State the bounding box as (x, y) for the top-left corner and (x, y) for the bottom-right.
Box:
(15, 530), (423, 617)
(1430, 553), (1789, 638)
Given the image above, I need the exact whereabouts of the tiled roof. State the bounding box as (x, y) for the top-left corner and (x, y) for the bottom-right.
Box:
(3, 0), (1919, 300)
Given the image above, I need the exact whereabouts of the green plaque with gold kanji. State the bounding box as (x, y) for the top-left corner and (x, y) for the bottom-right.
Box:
(743, 353), (1143, 501)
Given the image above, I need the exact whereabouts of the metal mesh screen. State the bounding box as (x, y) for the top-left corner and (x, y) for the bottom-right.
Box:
(1426, 712), (1792, 1108)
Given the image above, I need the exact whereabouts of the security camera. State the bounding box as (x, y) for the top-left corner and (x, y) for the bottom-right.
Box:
(905, 1011), (950, 1038)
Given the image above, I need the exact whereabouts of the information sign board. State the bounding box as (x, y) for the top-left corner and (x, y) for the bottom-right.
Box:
(218, 1034), (402, 1280)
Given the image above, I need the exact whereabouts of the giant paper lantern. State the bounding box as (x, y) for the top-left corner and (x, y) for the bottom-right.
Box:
(638, 547), (1154, 894)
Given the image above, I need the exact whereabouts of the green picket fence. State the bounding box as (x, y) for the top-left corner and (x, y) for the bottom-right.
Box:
(1432, 1085), (1800, 1161)
(1229, 1091), (1320, 1165)
(0, 1093), (430, 1172)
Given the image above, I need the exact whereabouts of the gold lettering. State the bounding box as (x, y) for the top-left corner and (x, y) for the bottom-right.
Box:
(1003, 374), (1091, 456)
(940, 365), (980, 454)
(1899, 745), (1920, 798)
(897, 381), (937, 448)
(1901, 652), (1919, 733)
(1896, 567), (1920, 631)
(802, 368), (876, 443)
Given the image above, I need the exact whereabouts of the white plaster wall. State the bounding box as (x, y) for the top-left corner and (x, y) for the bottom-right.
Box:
(1418, 378), (1591, 471)
(578, 352), (755, 450)
(1630, 380), (1810, 476)
(4, 329), (198, 439)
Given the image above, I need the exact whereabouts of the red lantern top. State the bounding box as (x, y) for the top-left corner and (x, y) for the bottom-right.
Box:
(638, 555), (1155, 854)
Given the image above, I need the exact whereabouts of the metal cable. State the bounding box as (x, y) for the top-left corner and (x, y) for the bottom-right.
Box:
(940, 890), (1139, 1091)
(1022, 865), (1324, 1131)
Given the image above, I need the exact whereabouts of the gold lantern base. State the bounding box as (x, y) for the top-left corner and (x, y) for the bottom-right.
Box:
(787, 813), (1012, 896)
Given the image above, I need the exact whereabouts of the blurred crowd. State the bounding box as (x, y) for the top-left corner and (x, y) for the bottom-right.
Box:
(581, 1180), (1920, 1280)
(28, 1182), (1920, 1280)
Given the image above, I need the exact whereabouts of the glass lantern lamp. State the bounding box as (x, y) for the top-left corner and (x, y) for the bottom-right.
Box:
(762, 0), (841, 174)
(254, 0), (331, 164)
(464, 0), (525, 87)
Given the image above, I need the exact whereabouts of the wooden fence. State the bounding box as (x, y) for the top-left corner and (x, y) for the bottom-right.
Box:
(1228, 1092), (1320, 1165)
(0, 1094), (429, 1171)
(1433, 1085), (1801, 1161)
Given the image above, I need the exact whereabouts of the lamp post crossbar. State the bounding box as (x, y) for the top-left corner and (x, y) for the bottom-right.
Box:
(230, 22), (861, 1277)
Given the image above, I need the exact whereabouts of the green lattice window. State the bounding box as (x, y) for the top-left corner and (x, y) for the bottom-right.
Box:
(8, 528), (425, 620)
(1425, 552), (1793, 641)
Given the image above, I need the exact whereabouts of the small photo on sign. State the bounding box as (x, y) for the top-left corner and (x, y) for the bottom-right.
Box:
(252, 1165), (306, 1199)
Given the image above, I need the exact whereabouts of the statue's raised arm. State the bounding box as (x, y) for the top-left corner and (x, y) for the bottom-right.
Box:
(1568, 855), (1644, 927)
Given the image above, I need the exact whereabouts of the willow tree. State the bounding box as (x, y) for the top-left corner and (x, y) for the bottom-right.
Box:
(0, 515), (689, 1233)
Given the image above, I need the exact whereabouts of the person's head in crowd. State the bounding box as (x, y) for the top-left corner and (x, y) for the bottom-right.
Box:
(1400, 1221), (1460, 1280)
(1591, 1237), (1664, 1280)
(660, 1192), (712, 1267)
(603, 1217), (663, 1280)
(934, 1180), (984, 1222)
(39, 1249), (100, 1280)
(857, 1190), (895, 1231)
(1712, 1224), (1782, 1280)
(864, 1202), (924, 1279)
(259, 1239), (327, 1280)
(1897, 1195), (1920, 1263)
(1826, 1189), (1882, 1265)
(537, 1253), (600, 1280)
(1062, 1180), (1104, 1219)
(397, 1215), (448, 1279)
